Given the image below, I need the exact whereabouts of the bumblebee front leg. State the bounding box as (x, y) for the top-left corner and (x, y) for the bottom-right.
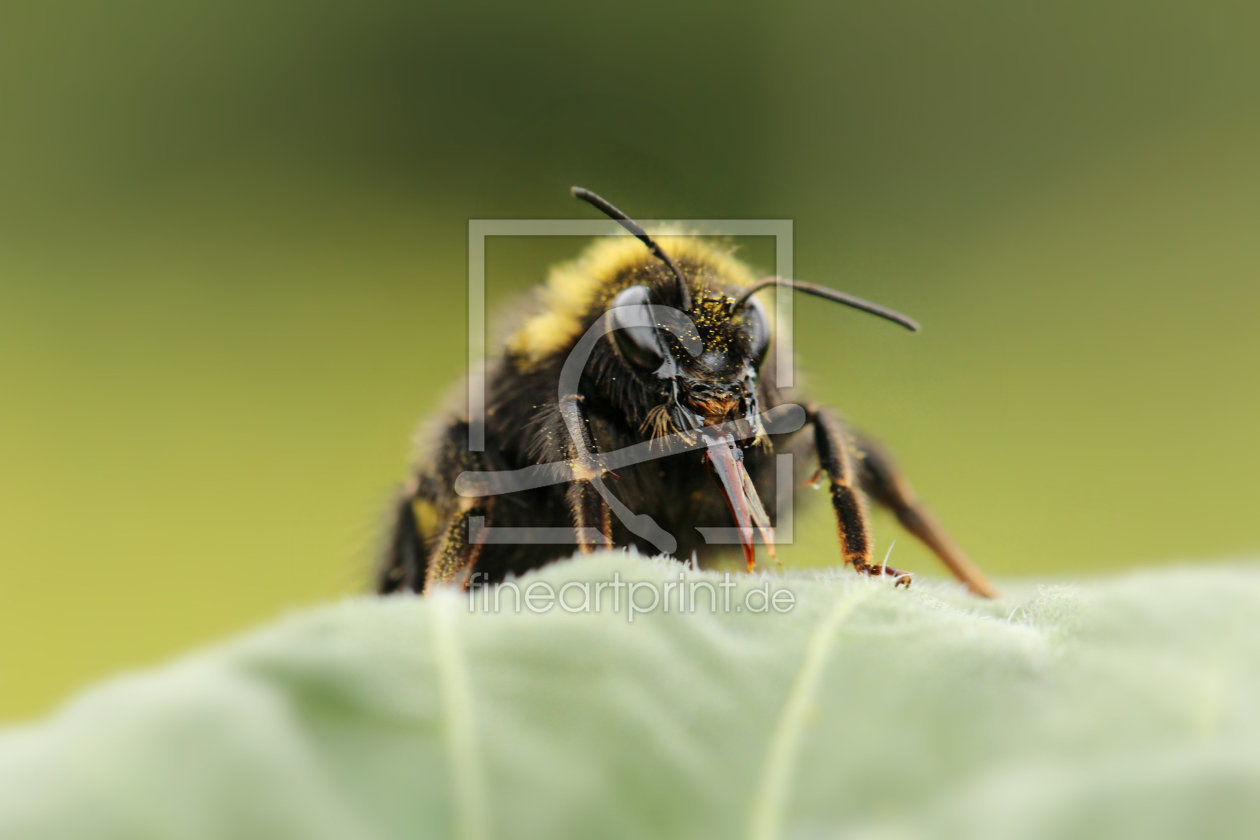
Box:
(557, 394), (614, 552)
(854, 433), (997, 598)
(421, 497), (493, 592)
(806, 405), (913, 587)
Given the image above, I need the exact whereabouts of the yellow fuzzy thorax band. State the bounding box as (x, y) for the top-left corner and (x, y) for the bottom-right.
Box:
(507, 231), (761, 366)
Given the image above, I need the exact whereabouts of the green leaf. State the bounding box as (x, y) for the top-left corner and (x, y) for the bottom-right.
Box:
(2, 553), (1259, 839)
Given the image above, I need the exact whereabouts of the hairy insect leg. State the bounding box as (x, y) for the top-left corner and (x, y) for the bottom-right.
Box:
(421, 498), (492, 592)
(855, 433), (997, 598)
(378, 490), (427, 594)
(557, 394), (614, 552)
(807, 405), (912, 586)
(377, 417), (499, 595)
(565, 481), (614, 552)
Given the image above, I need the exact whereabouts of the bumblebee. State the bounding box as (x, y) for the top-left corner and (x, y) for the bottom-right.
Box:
(378, 188), (996, 598)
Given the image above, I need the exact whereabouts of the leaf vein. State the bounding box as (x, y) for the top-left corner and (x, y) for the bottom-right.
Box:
(430, 594), (490, 840)
(748, 587), (872, 840)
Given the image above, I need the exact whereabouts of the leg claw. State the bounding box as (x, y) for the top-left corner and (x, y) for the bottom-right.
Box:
(853, 561), (913, 589)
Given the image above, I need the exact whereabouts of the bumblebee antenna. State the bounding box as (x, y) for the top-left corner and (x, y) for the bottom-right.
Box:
(571, 186), (692, 311)
(731, 276), (920, 332)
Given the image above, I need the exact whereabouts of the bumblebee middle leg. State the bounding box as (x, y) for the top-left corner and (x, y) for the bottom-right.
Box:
(806, 404), (912, 587)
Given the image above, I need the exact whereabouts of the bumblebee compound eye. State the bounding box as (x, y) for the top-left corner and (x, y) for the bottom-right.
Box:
(607, 285), (666, 371)
(743, 295), (770, 366)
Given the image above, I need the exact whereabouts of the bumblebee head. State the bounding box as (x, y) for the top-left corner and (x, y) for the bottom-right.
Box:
(605, 282), (769, 428)
(572, 186), (919, 434)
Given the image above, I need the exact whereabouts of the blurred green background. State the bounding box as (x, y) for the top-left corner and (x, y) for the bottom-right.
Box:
(2, 0), (1257, 721)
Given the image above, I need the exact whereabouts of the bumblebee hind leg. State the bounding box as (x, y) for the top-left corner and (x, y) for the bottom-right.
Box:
(854, 432), (998, 598)
(378, 490), (493, 594)
(377, 492), (427, 594)
(379, 417), (495, 595)
(422, 498), (493, 592)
